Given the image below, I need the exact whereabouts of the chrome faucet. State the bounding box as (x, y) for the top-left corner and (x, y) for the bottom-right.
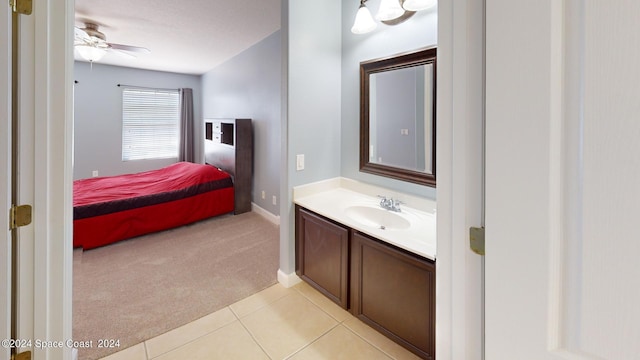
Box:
(377, 195), (403, 212)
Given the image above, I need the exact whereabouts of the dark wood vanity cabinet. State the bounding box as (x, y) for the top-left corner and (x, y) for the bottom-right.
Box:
(295, 206), (435, 359)
(295, 206), (350, 308)
(351, 231), (435, 360)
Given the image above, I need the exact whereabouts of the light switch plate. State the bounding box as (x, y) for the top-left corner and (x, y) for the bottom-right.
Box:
(296, 154), (305, 171)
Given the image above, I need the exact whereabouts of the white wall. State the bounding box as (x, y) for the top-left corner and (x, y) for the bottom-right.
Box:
(73, 62), (202, 179)
(201, 31), (282, 216)
(341, 0), (438, 199)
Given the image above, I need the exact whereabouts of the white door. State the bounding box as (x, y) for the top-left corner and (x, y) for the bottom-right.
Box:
(485, 0), (640, 359)
(1, 1), (74, 359)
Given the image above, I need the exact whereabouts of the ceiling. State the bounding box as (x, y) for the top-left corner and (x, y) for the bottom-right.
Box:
(74, 0), (281, 75)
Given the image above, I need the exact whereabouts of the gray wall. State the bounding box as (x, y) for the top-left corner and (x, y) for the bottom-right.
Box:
(73, 62), (202, 180)
(201, 31), (282, 216)
(341, 0), (438, 199)
(282, 0), (342, 275)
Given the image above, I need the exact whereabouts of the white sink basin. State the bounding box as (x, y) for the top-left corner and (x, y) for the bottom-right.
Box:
(344, 205), (411, 230)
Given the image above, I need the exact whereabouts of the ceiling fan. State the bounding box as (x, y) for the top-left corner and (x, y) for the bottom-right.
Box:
(74, 22), (150, 63)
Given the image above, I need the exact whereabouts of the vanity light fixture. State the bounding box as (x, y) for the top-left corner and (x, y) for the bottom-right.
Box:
(402, 0), (437, 11)
(352, 0), (437, 35)
(351, 0), (377, 34)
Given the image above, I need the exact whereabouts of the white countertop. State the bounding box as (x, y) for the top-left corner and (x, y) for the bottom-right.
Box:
(293, 178), (437, 260)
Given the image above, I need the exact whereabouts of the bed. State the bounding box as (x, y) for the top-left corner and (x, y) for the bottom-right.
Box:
(73, 118), (253, 250)
(73, 162), (235, 250)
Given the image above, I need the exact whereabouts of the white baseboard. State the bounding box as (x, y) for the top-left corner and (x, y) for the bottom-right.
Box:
(277, 269), (301, 288)
(252, 202), (280, 225)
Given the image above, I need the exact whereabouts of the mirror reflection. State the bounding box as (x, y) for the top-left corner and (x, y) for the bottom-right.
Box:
(369, 63), (433, 174)
(360, 47), (437, 187)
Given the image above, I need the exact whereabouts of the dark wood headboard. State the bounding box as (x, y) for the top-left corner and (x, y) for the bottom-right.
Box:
(204, 118), (253, 214)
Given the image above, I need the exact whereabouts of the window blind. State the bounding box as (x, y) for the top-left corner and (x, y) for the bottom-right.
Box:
(122, 88), (180, 161)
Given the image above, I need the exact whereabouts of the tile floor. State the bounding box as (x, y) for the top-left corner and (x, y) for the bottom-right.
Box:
(99, 281), (422, 360)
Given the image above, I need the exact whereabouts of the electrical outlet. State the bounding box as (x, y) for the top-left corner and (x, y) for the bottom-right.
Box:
(296, 154), (305, 171)
(261, 191), (266, 199)
(401, 129), (409, 135)
(92, 170), (99, 177)
(272, 195), (277, 205)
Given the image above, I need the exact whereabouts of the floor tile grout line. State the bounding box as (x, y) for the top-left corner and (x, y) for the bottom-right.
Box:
(229, 285), (294, 320)
(292, 283), (412, 359)
(142, 306), (238, 359)
(236, 289), (340, 360)
(279, 287), (348, 359)
(228, 304), (241, 320)
(230, 291), (312, 360)
(143, 341), (150, 360)
(290, 285), (350, 323)
(232, 290), (308, 359)
(236, 314), (274, 360)
(341, 321), (398, 360)
(282, 322), (342, 360)
(293, 283), (406, 360)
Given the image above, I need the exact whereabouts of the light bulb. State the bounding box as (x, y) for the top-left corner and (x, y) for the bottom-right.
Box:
(351, 3), (377, 34)
(76, 45), (107, 62)
(377, 0), (405, 21)
(402, 0), (437, 11)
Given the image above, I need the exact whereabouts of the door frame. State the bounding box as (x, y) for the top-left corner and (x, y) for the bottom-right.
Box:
(1, 2), (12, 358)
(37, 0), (74, 357)
(436, 0), (485, 358)
(26, 0), (74, 358)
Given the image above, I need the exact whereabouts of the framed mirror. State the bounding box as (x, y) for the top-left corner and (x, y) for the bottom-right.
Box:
(359, 47), (437, 187)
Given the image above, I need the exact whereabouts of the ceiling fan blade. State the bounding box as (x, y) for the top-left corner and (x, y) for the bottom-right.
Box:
(74, 38), (89, 46)
(108, 43), (150, 53)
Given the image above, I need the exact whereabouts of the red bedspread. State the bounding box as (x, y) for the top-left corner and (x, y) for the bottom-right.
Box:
(73, 162), (234, 249)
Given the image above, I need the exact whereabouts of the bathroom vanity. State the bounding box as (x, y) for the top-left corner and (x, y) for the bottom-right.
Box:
(294, 178), (436, 359)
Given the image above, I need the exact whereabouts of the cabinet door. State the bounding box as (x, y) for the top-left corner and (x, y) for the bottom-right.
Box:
(351, 231), (435, 359)
(295, 206), (349, 308)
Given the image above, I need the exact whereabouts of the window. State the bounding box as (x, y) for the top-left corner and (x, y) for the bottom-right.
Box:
(122, 88), (180, 161)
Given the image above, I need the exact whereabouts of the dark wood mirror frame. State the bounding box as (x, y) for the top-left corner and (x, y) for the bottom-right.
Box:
(359, 47), (437, 187)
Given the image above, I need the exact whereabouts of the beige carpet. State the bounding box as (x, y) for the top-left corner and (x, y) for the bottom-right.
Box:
(73, 212), (279, 360)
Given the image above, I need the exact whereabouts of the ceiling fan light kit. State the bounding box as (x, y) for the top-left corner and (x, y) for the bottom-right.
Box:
(76, 44), (107, 62)
(74, 22), (150, 64)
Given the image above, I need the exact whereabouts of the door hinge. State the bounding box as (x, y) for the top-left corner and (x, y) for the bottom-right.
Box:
(9, 0), (32, 15)
(470, 226), (485, 255)
(9, 204), (32, 230)
(11, 351), (32, 360)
